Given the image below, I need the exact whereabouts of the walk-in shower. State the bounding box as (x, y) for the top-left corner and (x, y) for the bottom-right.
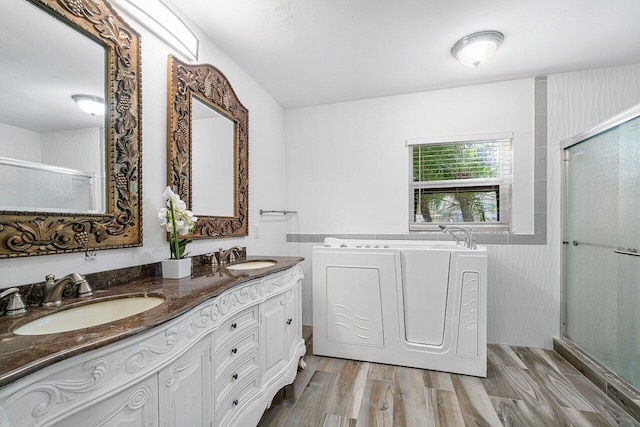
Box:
(561, 104), (640, 398)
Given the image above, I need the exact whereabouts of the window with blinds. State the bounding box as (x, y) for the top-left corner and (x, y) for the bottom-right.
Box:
(408, 133), (512, 230)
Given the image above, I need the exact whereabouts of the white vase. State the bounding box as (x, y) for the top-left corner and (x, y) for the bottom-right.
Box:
(162, 257), (192, 279)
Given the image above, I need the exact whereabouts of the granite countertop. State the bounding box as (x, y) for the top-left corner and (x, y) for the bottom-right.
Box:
(0, 256), (303, 388)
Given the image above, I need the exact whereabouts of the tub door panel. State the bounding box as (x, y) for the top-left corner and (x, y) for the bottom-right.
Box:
(401, 249), (452, 346)
(326, 266), (385, 346)
(314, 251), (400, 352)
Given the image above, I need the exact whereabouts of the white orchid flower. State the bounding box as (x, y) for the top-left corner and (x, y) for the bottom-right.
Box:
(159, 186), (197, 259)
(162, 186), (175, 200)
(175, 199), (187, 211)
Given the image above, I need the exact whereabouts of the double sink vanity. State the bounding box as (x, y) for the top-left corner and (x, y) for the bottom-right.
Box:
(0, 257), (305, 426)
(0, 1), (302, 425)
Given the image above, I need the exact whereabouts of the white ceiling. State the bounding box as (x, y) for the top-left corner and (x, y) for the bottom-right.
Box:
(174, 0), (640, 109)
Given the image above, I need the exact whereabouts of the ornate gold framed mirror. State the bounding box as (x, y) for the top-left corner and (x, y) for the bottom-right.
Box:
(167, 55), (248, 239)
(0, 0), (142, 258)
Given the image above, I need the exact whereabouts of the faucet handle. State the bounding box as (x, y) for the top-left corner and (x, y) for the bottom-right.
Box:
(203, 253), (216, 266)
(469, 237), (476, 249)
(76, 276), (93, 298)
(45, 274), (55, 285)
(6, 292), (27, 315)
(0, 288), (27, 316)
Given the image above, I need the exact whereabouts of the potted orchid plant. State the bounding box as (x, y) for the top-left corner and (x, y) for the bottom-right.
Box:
(159, 186), (197, 278)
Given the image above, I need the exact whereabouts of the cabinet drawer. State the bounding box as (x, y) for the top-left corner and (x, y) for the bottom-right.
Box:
(214, 306), (259, 349)
(214, 325), (259, 378)
(215, 351), (259, 411)
(215, 372), (259, 427)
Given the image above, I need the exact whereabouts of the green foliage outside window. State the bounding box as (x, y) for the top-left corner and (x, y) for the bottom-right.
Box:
(412, 143), (502, 223)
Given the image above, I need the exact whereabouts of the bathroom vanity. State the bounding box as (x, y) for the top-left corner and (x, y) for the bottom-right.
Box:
(0, 258), (305, 426)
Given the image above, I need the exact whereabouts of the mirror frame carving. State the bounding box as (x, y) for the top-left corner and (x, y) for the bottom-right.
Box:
(167, 55), (249, 239)
(0, 0), (142, 258)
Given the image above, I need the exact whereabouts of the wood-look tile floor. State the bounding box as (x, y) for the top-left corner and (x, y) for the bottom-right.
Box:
(258, 327), (639, 427)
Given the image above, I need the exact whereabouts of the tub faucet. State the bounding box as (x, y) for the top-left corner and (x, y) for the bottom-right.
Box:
(439, 225), (476, 249)
(42, 273), (93, 307)
(0, 288), (27, 316)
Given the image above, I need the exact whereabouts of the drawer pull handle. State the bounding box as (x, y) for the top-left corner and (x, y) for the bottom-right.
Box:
(231, 348), (238, 354)
(233, 399), (239, 406)
(231, 323), (237, 329)
(232, 373), (238, 380)
(286, 318), (293, 325)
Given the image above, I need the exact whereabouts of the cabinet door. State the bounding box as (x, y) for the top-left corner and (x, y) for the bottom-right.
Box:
(261, 293), (288, 377)
(59, 375), (158, 427)
(284, 285), (299, 355)
(159, 338), (211, 427)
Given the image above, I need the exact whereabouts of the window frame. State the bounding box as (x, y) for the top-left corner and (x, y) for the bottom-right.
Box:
(407, 132), (513, 231)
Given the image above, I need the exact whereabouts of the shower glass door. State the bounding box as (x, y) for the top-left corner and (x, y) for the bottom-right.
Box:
(563, 113), (640, 390)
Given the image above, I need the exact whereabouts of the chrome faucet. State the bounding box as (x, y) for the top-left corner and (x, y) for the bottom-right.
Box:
(215, 246), (247, 266)
(42, 273), (93, 307)
(439, 225), (476, 249)
(0, 288), (27, 316)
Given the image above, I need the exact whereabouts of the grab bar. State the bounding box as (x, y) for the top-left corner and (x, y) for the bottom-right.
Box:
(570, 241), (638, 257)
(259, 209), (298, 215)
(570, 240), (611, 249)
(613, 249), (639, 257)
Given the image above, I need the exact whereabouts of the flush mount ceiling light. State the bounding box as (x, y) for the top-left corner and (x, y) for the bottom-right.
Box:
(451, 31), (504, 67)
(109, 0), (199, 60)
(72, 94), (105, 116)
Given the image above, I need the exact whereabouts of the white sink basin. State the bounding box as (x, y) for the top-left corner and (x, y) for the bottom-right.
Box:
(226, 260), (277, 271)
(14, 296), (164, 336)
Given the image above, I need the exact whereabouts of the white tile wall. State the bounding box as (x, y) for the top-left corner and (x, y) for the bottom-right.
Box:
(488, 306), (560, 348)
(0, 123), (42, 162)
(41, 127), (104, 212)
(549, 64), (640, 144)
(487, 245), (560, 311)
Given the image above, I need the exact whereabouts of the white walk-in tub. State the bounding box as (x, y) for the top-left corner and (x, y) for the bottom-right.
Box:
(313, 238), (487, 377)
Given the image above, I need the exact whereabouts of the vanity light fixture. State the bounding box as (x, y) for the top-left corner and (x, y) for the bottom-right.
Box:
(109, 0), (199, 60)
(451, 31), (504, 67)
(72, 94), (105, 116)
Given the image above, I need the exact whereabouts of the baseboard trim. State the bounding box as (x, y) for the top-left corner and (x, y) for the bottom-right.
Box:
(553, 337), (640, 422)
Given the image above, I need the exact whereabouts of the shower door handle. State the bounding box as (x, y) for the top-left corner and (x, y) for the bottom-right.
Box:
(613, 248), (639, 257)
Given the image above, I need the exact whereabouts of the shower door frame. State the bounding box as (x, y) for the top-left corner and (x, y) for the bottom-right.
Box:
(559, 102), (640, 339)
(558, 103), (640, 414)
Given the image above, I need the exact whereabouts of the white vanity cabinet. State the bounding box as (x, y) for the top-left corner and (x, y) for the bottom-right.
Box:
(159, 338), (212, 426)
(262, 286), (299, 379)
(212, 313), (260, 426)
(0, 264), (305, 427)
(61, 375), (159, 427)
